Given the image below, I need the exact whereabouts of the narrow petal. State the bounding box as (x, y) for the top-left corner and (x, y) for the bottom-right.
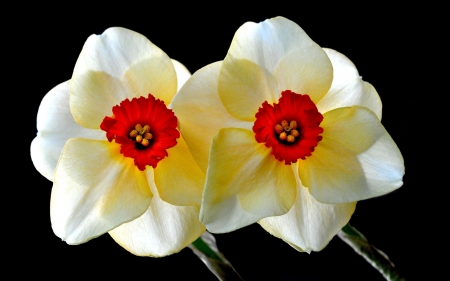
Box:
(299, 107), (404, 204)
(71, 27), (177, 128)
(109, 169), (205, 257)
(51, 138), (152, 244)
(31, 80), (105, 181)
(154, 136), (205, 206)
(200, 128), (296, 233)
(171, 59), (191, 91)
(172, 61), (252, 172)
(317, 48), (382, 119)
(259, 164), (356, 253)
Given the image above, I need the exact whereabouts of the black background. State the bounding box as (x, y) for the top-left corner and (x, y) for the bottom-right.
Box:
(20, 4), (422, 281)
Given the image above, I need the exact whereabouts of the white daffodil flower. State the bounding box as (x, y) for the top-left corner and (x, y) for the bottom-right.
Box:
(31, 27), (205, 257)
(171, 16), (404, 252)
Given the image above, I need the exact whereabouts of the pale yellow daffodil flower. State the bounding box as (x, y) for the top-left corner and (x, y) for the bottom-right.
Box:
(30, 27), (206, 257)
(172, 16), (404, 252)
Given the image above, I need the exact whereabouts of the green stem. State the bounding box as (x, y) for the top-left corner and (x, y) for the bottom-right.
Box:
(189, 232), (245, 281)
(338, 223), (405, 281)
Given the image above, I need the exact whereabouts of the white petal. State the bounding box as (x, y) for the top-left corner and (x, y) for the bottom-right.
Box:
(317, 48), (382, 119)
(299, 107), (404, 204)
(172, 61), (252, 172)
(109, 169), (205, 257)
(31, 80), (105, 181)
(171, 59), (191, 91)
(218, 16), (332, 120)
(51, 139), (152, 244)
(154, 136), (205, 207)
(259, 164), (356, 253)
(200, 128), (296, 233)
(71, 27), (177, 128)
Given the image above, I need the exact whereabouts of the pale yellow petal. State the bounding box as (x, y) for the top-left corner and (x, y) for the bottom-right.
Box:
(172, 61), (252, 172)
(259, 164), (356, 253)
(71, 27), (177, 128)
(109, 169), (205, 257)
(31, 81), (106, 181)
(219, 16), (332, 118)
(218, 57), (278, 121)
(200, 128), (296, 233)
(317, 48), (382, 119)
(299, 107), (404, 204)
(51, 138), (152, 244)
(153, 136), (205, 206)
(171, 59), (191, 91)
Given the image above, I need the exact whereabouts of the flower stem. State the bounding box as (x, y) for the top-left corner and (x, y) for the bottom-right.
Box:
(338, 223), (405, 281)
(189, 231), (245, 281)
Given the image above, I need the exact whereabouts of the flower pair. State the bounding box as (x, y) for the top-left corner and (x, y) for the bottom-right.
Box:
(31, 16), (404, 256)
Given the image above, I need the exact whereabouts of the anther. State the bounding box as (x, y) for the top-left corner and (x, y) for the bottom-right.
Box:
(135, 124), (142, 131)
(279, 132), (287, 140)
(287, 135), (295, 143)
(141, 138), (149, 147)
(136, 135), (143, 143)
(275, 124), (284, 134)
(290, 120), (297, 130)
(129, 130), (138, 138)
(290, 129), (299, 137)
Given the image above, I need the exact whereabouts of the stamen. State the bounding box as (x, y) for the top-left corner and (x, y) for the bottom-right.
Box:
(290, 120), (297, 130)
(141, 138), (149, 147)
(142, 125), (150, 134)
(135, 124), (142, 131)
(290, 129), (299, 137)
(281, 120), (289, 131)
(274, 119), (300, 143)
(129, 130), (138, 138)
(275, 124), (284, 134)
(129, 123), (153, 146)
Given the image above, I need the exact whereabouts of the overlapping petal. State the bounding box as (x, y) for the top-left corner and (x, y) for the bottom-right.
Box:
(259, 163), (356, 253)
(71, 27), (177, 128)
(171, 59), (191, 92)
(154, 136), (205, 207)
(299, 106), (404, 204)
(218, 16), (333, 121)
(316, 48), (382, 119)
(109, 169), (205, 257)
(51, 138), (152, 244)
(30, 81), (105, 181)
(200, 128), (296, 233)
(172, 61), (252, 172)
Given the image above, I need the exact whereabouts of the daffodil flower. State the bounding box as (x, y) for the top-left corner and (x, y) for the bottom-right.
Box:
(172, 16), (404, 252)
(30, 27), (206, 256)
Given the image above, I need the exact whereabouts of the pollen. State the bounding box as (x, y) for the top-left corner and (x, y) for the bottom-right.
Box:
(130, 123), (152, 146)
(275, 119), (299, 143)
